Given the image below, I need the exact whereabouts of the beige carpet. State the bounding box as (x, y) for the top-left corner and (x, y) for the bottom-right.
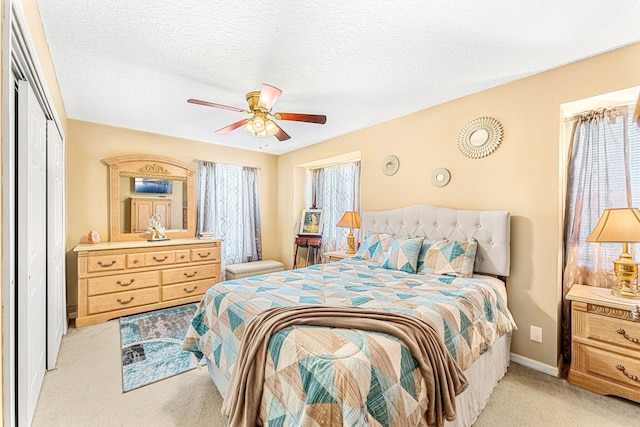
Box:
(32, 320), (640, 426)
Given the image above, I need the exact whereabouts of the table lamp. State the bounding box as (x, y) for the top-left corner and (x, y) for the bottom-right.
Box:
(337, 211), (361, 254)
(586, 208), (640, 299)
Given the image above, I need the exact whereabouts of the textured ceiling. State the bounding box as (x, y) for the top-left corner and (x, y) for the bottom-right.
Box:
(37, 1), (640, 155)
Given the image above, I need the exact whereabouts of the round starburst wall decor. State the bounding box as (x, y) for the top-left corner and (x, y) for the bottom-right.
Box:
(457, 117), (503, 159)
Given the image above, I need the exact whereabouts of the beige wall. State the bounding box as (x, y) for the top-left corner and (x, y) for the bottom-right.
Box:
(277, 42), (640, 368)
(65, 119), (279, 310)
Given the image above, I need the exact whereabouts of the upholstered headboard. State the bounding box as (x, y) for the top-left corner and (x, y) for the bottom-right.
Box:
(361, 204), (511, 277)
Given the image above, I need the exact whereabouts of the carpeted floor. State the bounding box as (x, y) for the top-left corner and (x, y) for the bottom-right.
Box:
(32, 319), (640, 426)
(120, 303), (200, 391)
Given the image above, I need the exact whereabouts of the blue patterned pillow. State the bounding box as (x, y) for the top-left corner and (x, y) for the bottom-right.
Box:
(420, 238), (478, 278)
(416, 240), (435, 273)
(382, 237), (424, 274)
(422, 239), (478, 277)
(354, 233), (394, 264)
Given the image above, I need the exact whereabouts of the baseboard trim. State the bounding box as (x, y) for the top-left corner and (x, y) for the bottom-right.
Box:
(510, 353), (559, 377)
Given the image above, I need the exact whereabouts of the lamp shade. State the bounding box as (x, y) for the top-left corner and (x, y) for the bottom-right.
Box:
(337, 211), (361, 229)
(586, 208), (640, 243)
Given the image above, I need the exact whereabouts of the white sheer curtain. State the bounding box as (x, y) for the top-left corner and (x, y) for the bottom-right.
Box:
(311, 161), (361, 252)
(562, 106), (631, 361)
(197, 161), (262, 273)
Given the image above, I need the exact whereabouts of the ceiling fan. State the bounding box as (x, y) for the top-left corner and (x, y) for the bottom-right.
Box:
(188, 84), (327, 141)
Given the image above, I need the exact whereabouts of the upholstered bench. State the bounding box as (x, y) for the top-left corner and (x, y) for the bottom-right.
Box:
(225, 260), (285, 280)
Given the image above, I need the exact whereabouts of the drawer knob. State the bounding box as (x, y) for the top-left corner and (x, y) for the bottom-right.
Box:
(153, 255), (169, 262)
(97, 260), (117, 268)
(116, 279), (135, 287)
(197, 252), (211, 258)
(117, 297), (135, 305)
(184, 271), (198, 278)
(133, 259), (140, 264)
(616, 328), (640, 344)
(183, 286), (198, 294)
(616, 364), (639, 382)
(180, 255), (186, 259)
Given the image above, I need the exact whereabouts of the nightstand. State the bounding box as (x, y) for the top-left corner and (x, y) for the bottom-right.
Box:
(567, 284), (640, 402)
(324, 250), (356, 263)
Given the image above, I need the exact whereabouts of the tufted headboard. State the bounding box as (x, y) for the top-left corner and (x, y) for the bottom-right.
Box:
(361, 204), (510, 277)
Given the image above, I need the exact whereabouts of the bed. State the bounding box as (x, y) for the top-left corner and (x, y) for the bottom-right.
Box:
(184, 204), (516, 426)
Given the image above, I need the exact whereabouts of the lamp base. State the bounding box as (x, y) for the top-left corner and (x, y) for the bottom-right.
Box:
(612, 254), (640, 299)
(346, 232), (356, 254)
(611, 282), (640, 299)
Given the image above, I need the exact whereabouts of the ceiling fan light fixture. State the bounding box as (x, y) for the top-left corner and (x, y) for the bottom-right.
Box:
(243, 113), (279, 138)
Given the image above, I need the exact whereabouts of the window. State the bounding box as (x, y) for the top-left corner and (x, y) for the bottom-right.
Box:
(311, 161), (361, 252)
(197, 162), (262, 270)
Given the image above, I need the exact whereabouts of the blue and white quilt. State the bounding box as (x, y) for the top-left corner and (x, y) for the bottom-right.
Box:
(184, 258), (516, 426)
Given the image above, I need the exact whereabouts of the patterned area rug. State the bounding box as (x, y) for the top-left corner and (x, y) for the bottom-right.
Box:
(120, 303), (201, 392)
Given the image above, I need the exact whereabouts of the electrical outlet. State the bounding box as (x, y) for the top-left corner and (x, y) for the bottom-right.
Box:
(530, 326), (543, 343)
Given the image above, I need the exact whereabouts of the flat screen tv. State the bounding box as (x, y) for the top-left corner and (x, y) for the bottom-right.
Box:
(134, 178), (173, 194)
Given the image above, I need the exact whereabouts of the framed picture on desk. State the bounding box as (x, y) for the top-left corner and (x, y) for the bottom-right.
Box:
(299, 209), (323, 235)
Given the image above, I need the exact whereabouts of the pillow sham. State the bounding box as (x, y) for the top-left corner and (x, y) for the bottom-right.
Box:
(382, 237), (424, 274)
(416, 240), (434, 273)
(354, 233), (394, 264)
(421, 238), (478, 278)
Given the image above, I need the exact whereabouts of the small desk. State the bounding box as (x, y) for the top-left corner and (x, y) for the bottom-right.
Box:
(293, 235), (322, 268)
(324, 250), (356, 263)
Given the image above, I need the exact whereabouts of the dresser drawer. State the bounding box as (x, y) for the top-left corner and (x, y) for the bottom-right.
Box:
(190, 246), (221, 262)
(145, 250), (176, 266)
(162, 264), (219, 285)
(585, 312), (640, 351)
(126, 253), (145, 269)
(175, 249), (190, 264)
(583, 344), (640, 389)
(87, 288), (159, 315)
(87, 271), (159, 296)
(87, 254), (126, 273)
(162, 278), (210, 301)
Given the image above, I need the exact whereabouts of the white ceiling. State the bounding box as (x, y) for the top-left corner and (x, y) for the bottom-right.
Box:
(36, 1), (640, 155)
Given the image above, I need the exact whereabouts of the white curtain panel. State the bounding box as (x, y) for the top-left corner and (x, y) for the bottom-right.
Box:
(197, 162), (262, 275)
(312, 161), (361, 252)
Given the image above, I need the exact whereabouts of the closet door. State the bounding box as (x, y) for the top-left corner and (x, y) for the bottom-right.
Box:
(47, 120), (66, 369)
(17, 80), (47, 426)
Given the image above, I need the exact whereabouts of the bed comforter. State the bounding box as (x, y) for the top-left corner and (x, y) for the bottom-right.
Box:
(183, 258), (516, 426)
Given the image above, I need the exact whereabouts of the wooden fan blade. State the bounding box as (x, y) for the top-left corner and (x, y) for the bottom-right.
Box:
(215, 118), (251, 135)
(257, 84), (282, 111)
(273, 122), (291, 141)
(188, 98), (245, 113)
(275, 112), (327, 124)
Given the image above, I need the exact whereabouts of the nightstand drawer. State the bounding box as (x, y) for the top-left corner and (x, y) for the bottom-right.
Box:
(583, 344), (640, 389)
(586, 312), (640, 351)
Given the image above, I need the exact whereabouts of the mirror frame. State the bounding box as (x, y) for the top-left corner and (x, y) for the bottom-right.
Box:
(457, 116), (503, 159)
(103, 154), (196, 242)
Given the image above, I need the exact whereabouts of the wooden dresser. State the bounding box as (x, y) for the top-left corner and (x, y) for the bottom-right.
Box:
(567, 284), (640, 402)
(74, 238), (222, 327)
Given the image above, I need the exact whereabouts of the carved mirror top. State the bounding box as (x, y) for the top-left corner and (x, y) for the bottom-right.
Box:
(104, 154), (196, 242)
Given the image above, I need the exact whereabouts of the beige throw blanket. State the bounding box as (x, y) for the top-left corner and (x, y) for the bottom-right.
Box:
(221, 305), (469, 427)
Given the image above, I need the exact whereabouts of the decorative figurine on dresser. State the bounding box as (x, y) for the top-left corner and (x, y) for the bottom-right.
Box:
(73, 155), (222, 327)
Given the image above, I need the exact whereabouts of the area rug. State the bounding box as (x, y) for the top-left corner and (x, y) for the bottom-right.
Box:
(120, 303), (201, 392)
